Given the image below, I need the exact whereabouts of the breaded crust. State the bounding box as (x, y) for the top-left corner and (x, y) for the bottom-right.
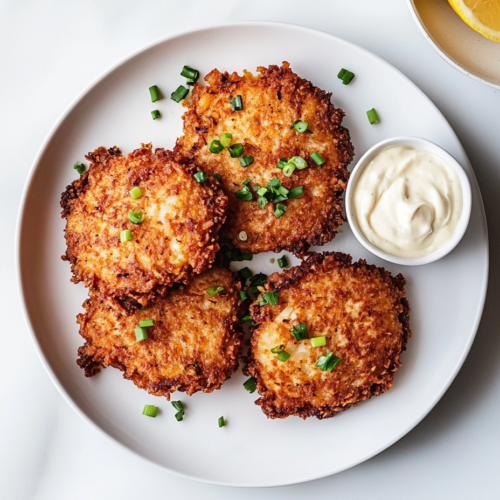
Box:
(244, 252), (411, 419)
(175, 62), (354, 255)
(61, 144), (227, 304)
(76, 267), (245, 398)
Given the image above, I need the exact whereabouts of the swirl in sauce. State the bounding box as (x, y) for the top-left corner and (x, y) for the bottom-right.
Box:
(352, 145), (463, 258)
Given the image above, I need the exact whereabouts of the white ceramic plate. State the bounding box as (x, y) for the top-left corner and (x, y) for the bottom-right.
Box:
(17, 22), (488, 487)
(408, 0), (500, 89)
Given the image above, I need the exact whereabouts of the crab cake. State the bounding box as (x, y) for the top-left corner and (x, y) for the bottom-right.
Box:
(76, 267), (245, 398)
(61, 144), (227, 304)
(175, 62), (354, 256)
(244, 252), (411, 420)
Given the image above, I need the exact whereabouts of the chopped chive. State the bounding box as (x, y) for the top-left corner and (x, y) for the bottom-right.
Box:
(278, 255), (288, 268)
(129, 187), (142, 199)
(220, 132), (232, 148)
(239, 290), (249, 301)
(241, 314), (252, 322)
(238, 267), (253, 281)
(316, 350), (342, 372)
(337, 68), (355, 85)
(291, 156), (308, 170)
(270, 344), (284, 353)
(149, 85), (160, 102)
(257, 187), (268, 197)
(230, 95), (243, 111)
(274, 203), (287, 218)
(277, 158), (288, 169)
(277, 351), (290, 362)
(310, 336), (326, 347)
(263, 292), (279, 305)
(139, 319), (154, 327)
(171, 401), (184, 412)
(194, 171), (208, 183)
(234, 185), (252, 201)
(367, 108), (379, 124)
(140, 306), (146, 310)
(288, 186), (304, 199)
(209, 140), (224, 154)
(135, 326), (148, 342)
(175, 411), (184, 421)
(242, 179), (250, 186)
(291, 322), (308, 341)
(151, 109), (160, 120)
(186, 78), (196, 86)
(73, 162), (86, 175)
(239, 155), (254, 167)
(128, 209), (145, 224)
(243, 377), (257, 393)
(212, 173), (222, 182)
(270, 258), (275, 264)
(310, 151), (325, 165)
(120, 229), (133, 243)
(241, 252), (253, 261)
(218, 416), (226, 428)
(180, 65), (199, 81)
(206, 286), (224, 296)
(290, 120), (309, 133)
(239, 231), (248, 241)
(283, 162), (296, 177)
(226, 248), (252, 261)
(171, 85), (189, 103)
(249, 273), (268, 288)
(258, 197), (268, 209)
(228, 143), (244, 158)
(142, 404), (158, 417)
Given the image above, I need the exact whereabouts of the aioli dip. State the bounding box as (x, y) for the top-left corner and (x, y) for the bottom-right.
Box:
(352, 145), (463, 259)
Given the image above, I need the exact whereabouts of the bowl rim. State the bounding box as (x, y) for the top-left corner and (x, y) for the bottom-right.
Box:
(345, 136), (472, 266)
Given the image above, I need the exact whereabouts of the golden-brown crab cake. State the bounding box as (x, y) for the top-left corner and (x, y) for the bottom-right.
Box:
(244, 252), (411, 420)
(175, 62), (354, 256)
(61, 144), (227, 304)
(76, 267), (245, 398)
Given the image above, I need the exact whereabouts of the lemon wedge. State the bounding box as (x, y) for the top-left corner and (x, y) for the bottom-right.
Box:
(448, 0), (500, 41)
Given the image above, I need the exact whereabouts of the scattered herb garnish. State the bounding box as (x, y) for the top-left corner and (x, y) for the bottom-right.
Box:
(206, 286), (224, 296)
(316, 350), (342, 372)
(291, 323), (308, 341)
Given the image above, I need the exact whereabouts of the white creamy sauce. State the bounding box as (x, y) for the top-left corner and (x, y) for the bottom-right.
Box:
(352, 145), (463, 258)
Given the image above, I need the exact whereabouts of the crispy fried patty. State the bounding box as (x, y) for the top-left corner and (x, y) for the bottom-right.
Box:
(61, 144), (227, 304)
(175, 62), (354, 255)
(244, 252), (411, 419)
(77, 267), (245, 398)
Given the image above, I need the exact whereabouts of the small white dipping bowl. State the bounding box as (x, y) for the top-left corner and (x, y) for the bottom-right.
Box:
(345, 136), (472, 266)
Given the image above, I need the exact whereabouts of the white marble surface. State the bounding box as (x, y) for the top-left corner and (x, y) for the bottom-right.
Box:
(2, 0), (500, 498)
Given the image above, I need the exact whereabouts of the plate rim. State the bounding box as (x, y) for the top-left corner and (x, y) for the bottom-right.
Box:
(16, 20), (490, 487)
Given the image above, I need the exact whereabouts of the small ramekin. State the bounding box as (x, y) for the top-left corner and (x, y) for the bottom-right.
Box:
(345, 136), (472, 266)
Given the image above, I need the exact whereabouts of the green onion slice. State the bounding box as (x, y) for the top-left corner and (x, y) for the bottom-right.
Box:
(142, 404), (158, 417)
(257, 187), (268, 197)
(171, 85), (189, 103)
(249, 273), (268, 288)
(240, 155), (254, 167)
(270, 344), (285, 353)
(288, 186), (304, 199)
(129, 187), (142, 199)
(181, 65), (199, 81)
(316, 350), (342, 372)
(291, 156), (308, 170)
(238, 267), (253, 282)
(310, 336), (326, 348)
(277, 158), (288, 169)
(135, 326), (148, 342)
(274, 203), (287, 218)
(149, 85), (160, 102)
(220, 132), (232, 148)
(234, 185), (252, 201)
(175, 411), (184, 421)
(128, 210), (145, 224)
(73, 162), (86, 175)
(186, 78), (196, 86)
(194, 171), (208, 183)
(278, 255), (288, 268)
(242, 178), (250, 186)
(241, 314), (252, 322)
(228, 143), (244, 158)
(277, 351), (290, 362)
(226, 248), (252, 261)
(290, 120), (309, 133)
(263, 292), (279, 305)
(171, 400), (184, 412)
(206, 286), (224, 296)
(212, 173), (222, 182)
(258, 197), (268, 209)
(243, 377), (257, 393)
(230, 95), (243, 111)
(367, 108), (380, 124)
(283, 163), (296, 177)
(239, 290), (249, 301)
(209, 140), (224, 154)
(310, 151), (325, 165)
(218, 416), (226, 428)
(139, 319), (154, 327)
(120, 229), (133, 243)
(337, 68), (355, 85)
(151, 110), (160, 120)
(291, 322), (308, 341)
